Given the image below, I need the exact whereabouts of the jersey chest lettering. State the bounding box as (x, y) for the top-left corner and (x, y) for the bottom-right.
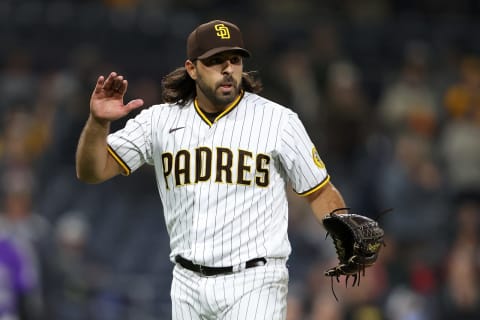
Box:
(161, 146), (270, 190)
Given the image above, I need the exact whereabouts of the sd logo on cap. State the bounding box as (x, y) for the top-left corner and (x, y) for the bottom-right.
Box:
(187, 20), (251, 61)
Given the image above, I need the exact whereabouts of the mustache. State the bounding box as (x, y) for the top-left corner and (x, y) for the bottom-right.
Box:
(217, 76), (237, 87)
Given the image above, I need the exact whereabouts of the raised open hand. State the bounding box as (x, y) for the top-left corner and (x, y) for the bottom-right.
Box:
(90, 72), (144, 124)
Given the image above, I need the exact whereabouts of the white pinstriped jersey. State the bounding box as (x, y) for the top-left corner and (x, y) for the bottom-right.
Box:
(107, 91), (329, 267)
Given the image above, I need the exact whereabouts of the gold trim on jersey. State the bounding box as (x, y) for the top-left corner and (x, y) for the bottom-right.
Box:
(194, 90), (244, 126)
(297, 175), (330, 197)
(107, 146), (131, 176)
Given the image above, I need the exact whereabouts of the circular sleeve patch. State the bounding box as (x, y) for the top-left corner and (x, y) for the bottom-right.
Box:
(312, 147), (325, 168)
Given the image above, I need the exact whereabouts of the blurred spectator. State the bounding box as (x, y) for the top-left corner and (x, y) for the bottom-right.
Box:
(440, 55), (480, 200)
(439, 118), (480, 200)
(286, 292), (306, 320)
(0, 170), (50, 255)
(317, 60), (374, 210)
(309, 20), (344, 90)
(341, 0), (391, 25)
(443, 55), (480, 121)
(440, 201), (480, 320)
(0, 169), (51, 320)
(309, 292), (344, 320)
(0, 170), (45, 320)
(1, 109), (38, 168)
(0, 49), (37, 117)
(384, 286), (431, 320)
(273, 46), (323, 146)
(0, 106), (54, 187)
(377, 40), (439, 140)
(0, 229), (43, 320)
(377, 132), (448, 264)
(43, 211), (107, 320)
(322, 60), (370, 162)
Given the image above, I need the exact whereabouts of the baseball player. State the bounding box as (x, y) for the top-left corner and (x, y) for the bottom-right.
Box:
(76, 20), (346, 319)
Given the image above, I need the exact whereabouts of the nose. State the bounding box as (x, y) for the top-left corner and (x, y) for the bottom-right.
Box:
(222, 60), (233, 75)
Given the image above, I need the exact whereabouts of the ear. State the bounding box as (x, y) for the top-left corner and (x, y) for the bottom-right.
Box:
(185, 60), (197, 80)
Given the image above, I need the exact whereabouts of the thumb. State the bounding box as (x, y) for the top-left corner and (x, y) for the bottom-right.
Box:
(124, 99), (144, 112)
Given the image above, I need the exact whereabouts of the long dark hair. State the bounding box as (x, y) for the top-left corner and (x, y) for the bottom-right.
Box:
(161, 67), (263, 106)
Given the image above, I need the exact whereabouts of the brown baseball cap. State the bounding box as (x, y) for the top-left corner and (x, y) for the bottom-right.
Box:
(187, 20), (251, 61)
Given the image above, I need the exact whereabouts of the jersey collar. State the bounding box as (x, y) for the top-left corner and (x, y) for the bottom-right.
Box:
(194, 90), (244, 127)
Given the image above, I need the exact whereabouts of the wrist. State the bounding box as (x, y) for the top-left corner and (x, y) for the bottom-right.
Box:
(88, 114), (111, 129)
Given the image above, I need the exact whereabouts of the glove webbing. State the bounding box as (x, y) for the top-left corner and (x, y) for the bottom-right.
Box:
(328, 261), (366, 301)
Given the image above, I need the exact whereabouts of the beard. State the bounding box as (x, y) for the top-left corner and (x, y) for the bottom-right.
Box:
(196, 74), (240, 109)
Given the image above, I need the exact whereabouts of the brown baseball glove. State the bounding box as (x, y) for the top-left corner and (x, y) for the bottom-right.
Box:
(322, 207), (387, 300)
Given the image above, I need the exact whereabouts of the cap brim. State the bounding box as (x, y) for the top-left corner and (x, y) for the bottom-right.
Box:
(196, 47), (251, 60)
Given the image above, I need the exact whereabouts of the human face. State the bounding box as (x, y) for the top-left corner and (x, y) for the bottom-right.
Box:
(187, 52), (244, 112)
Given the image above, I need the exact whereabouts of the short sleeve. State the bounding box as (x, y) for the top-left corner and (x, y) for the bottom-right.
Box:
(107, 108), (154, 175)
(277, 113), (329, 196)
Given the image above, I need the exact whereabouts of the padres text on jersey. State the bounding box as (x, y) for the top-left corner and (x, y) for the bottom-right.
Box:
(161, 147), (270, 189)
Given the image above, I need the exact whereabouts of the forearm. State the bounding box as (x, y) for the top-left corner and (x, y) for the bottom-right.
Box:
(75, 116), (115, 183)
(307, 182), (347, 223)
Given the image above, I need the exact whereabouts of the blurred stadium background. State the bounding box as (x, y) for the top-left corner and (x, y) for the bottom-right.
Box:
(0, 0), (479, 319)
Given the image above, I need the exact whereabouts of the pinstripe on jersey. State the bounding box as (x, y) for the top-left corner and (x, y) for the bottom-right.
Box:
(107, 91), (329, 267)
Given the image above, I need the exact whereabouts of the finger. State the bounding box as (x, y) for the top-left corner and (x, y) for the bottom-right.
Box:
(122, 79), (130, 93)
(93, 75), (105, 94)
(124, 99), (144, 112)
(103, 72), (118, 91)
(112, 77), (125, 94)
(119, 79), (128, 94)
(115, 79), (129, 95)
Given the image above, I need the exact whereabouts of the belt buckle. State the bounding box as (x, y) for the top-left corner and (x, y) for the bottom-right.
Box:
(198, 264), (205, 275)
